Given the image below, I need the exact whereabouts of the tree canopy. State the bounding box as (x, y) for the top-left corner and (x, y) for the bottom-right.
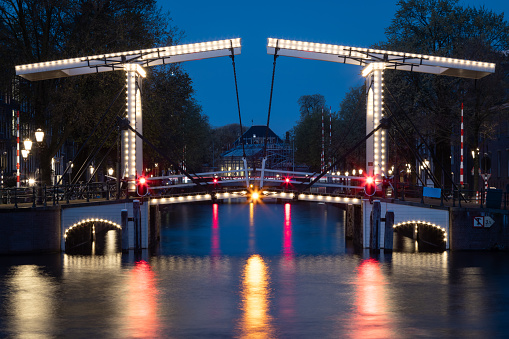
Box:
(0, 0), (211, 181)
(381, 0), (509, 186)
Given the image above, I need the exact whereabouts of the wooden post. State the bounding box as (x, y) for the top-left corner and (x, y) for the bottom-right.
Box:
(346, 204), (354, 239)
(121, 209), (129, 252)
(370, 200), (381, 249)
(133, 200), (141, 251)
(384, 211), (394, 250)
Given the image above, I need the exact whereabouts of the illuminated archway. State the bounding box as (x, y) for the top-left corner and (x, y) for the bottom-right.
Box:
(393, 221), (447, 251)
(64, 218), (122, 252)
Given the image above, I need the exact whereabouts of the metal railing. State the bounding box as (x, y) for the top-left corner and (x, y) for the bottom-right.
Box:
(2, 179), (507, 210)
(0, 181), (118, 208)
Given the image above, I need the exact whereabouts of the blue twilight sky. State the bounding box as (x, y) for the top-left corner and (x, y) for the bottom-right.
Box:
(157, 0), (509, 137)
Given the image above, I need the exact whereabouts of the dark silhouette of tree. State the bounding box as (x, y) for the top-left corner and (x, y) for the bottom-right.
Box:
(380, 0), (509, 189)
(0, 0), (211, 182)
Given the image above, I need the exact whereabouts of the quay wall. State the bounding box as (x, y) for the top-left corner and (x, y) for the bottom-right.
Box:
(0, 207), (61, 254)
(450, 208), (509, 251)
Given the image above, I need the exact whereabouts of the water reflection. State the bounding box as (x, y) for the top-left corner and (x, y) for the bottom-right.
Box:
(347, 258), (396, 338)
(6, 265), (56, 337)
(237, 254), (274, 338)
(283, 203), (294, 259)
(279, 203), (296, 324)
(124, 260), (160, 337)
(211, 203), (221, 257)
(249, 202), (255, 253)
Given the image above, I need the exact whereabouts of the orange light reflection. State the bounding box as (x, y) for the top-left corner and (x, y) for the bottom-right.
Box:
(237, 254), (274, 338)
(249, 202), (255, 253)
(347, 258), (395, 338)
(126, 260), (160, 338)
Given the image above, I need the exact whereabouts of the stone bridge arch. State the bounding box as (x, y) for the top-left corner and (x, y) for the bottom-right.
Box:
(393, 220), (448, 251)
(362, 200), (450, 249)
(61, 201), (149, 251)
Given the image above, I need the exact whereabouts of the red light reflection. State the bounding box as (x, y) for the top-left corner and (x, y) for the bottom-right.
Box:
(126, 260), (160, 337)
(280, 203), (296, 321)
(211, 204), (220, 257)
(283, 203), (294, 259)
(347, 258), (395, 338)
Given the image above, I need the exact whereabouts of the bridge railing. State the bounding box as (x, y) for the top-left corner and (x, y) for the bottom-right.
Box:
(0, 181), (118, 208)
(387, 182), (508, 209)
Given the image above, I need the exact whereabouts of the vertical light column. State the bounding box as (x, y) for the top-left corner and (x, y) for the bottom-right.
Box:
(135, 75), (143, 180)
(365, 79), (374, 176)
(363, 63), (385, 177)
(123, 64), (146, 191)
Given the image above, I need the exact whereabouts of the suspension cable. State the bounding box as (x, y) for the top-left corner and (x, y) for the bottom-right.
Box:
(72, 105), (123, 184)
(230, 41), (245, 158)
(263, 42), (279, 158)
(385, 85), (465, 201)
(56, 84), (125, 186)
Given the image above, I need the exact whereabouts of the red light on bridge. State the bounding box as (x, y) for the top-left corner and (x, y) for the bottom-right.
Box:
(364, 176), (376, 196)
(285, 177), (290, 184)
(137, 176), (148, 196)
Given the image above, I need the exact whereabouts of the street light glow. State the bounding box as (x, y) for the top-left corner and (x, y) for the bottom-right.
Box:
(23, 139), (32, 151)
(35, 129), (44, 142)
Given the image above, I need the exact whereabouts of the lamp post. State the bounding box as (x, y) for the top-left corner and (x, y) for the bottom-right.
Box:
(21, 149), (29, 186)
(34, 128), (45, 205)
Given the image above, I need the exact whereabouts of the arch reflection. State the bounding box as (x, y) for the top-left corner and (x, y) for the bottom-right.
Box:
(237, 254), (274, 338)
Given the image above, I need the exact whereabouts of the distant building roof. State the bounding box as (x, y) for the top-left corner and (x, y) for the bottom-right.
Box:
(240, 125), (281, 140)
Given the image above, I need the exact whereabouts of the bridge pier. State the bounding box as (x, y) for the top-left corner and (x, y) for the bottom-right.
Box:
(384, 211), (394, 251)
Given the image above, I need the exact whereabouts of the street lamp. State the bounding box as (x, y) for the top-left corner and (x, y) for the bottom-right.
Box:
(108, 168), (114, 176)
(35, 128), (44, 143)
(24, 139), (32, 152)
(35, 129), (45, 205)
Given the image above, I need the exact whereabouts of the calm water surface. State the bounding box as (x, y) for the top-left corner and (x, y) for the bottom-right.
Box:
(1, 202), (509, 338)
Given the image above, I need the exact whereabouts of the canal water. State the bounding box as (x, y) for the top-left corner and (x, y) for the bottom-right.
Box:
(1, 202), (509, 338)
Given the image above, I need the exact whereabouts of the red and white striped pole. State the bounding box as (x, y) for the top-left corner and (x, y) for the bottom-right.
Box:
(16, 110), (20, 188)
(329, 106), (332, 168)
(460, 103), (464, 187)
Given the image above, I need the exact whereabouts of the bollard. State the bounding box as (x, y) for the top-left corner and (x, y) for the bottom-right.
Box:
(370, 200), (381, 250)
(32, 186), (36, 208)
(121, 209), (129, 252)
(133, 200), (141, 251)
(384, 211), (394, 251)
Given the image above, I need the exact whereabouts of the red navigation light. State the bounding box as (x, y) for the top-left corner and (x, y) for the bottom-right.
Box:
(285, 177), (290, 184)
(213, 178), (218, 184)
(137, 176), (148, 196)
(364, 176), (376, 196)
